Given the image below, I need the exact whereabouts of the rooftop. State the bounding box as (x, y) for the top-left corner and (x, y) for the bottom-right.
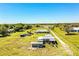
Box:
(31, 42), (43, 44)
(35, 29), (49, 32)
(72, 27), (79, 30)
(38, 34), (55, 41)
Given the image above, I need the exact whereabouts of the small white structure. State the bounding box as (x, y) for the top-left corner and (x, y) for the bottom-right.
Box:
(7, 29), (14, 33)
(45, 34), (53, 37)
(35, 29), (49, 33)
(69, 27), (79, 32)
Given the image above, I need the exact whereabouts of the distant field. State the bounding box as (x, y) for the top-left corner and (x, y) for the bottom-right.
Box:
(0, 27), (68, 56)
(53, 27), (79, 56)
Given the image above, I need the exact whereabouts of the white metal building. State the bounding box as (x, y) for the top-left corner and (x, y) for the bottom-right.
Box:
(38, 34), (55, 41)
(69, 27), (79, 32)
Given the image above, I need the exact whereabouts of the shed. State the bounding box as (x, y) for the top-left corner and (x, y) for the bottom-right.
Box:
(20, 33), (31, 37)
(31, 42), (45, 48)
(20, 34), (27, 37)
(45, 34), (53, 37)
(35, 29), (49, 33)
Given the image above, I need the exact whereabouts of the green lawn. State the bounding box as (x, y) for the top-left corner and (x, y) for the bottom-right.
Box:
(0, 27), (68, 56)
(53, 27), (79, 56)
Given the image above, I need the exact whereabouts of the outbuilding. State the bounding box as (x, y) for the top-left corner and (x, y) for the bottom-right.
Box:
(45, 34), (53, 37)
(35, 29), (50, 33)
(20, 34), (27, 37)
(38, 34), (55, 42)
(37, 34), (58, 47)
(31, 42), (45, 48)
(20, 33), (31, 37)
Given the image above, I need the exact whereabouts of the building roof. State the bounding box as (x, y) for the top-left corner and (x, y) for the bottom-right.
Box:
(45, 34), (53, 37)
(31, 42), (43, 44)
(72, 27), (79, 30)
(7, 29), (14, 32)
(35, 29), (49, 32)
(38, 34), (55, 41)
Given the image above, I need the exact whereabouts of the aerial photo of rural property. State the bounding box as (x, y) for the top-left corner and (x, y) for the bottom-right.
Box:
(0, 3), (79, 56)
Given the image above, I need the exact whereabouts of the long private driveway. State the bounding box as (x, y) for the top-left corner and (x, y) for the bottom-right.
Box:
(49, 29), (73, 56)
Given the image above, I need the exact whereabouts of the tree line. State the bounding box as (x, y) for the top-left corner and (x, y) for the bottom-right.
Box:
(0, 23), (32, 37)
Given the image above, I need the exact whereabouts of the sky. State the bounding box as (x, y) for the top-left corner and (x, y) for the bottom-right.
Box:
(0, 3), (79, 24)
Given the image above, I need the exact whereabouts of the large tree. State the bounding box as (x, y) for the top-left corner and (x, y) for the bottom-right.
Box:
(0, 25), (9, 37)
(14, 23), (24, 32)
(64, 25), (71, 34)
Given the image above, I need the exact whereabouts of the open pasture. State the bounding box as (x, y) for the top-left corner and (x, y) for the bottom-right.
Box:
(0, 27), (68, 56)
(53, 27), (79, 55)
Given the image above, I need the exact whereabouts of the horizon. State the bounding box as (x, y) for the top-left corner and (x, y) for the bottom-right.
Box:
(0, 3), (79, 24)
(0, 21), (79, 24)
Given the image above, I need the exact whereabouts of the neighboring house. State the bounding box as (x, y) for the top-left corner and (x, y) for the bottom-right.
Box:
(7, 29), (14, 33)
(68, 27), (79, 32)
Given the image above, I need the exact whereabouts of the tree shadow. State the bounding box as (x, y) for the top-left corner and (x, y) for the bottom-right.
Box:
(65, 33), (78, 35)
(0, 35), (10, 38)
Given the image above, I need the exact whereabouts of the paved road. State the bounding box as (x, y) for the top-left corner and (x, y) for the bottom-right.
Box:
(49, 29), (73, 56)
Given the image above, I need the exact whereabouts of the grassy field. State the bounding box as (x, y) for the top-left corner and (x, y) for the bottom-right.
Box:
(53, 27), (79, 56)
(0, 27), (68, 56)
